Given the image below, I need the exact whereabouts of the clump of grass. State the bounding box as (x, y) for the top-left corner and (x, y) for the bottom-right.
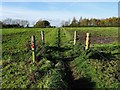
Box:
(44, 68), (68, 89)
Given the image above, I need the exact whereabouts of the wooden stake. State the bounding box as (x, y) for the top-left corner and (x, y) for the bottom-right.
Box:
(41, 30), (45, 45)
(74, 31), (77, 45)
(58, 28), (60, 49)
(85, 33), (90, 50)
(31, 36), (36, 63)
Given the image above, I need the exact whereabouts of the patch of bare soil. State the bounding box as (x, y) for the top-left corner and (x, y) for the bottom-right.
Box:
(77, 34), (117, 44)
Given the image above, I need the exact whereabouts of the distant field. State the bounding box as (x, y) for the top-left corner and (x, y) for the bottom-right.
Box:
(65, 27), (118, 44)
(2, 27), (120, 88)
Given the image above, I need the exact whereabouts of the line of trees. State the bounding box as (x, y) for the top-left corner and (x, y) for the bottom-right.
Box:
(0, 18), (56, 28)
(62, 17), (120, 27)
(1, 17), (119, 28)
(0, 18), (29, 28)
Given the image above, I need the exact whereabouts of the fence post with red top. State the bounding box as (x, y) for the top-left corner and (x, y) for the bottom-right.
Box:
(31, 36), (36, 63)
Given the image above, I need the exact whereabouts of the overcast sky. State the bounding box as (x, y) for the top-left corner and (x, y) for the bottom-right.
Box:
(1, 2), (118, 26)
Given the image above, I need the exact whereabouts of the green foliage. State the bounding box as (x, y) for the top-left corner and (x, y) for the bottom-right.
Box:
(44, 68), (68, 89)
(70, 17), (78, 27)
(71, 44), (120, 88)
(2, 27), (120, 89)
(34, 20), (50, 28)
(63, 17), (120, 27)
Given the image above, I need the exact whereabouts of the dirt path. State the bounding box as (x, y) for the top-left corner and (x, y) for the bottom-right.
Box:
(61, 28), (96, 89)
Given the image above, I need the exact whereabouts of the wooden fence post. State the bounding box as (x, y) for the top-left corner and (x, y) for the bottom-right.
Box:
(85, 33), (90, 50)
(31, 36), (36, 63)
(41, 30), (44, 45)
(74, 31), (77, 45)
(58, 28), (60, 49)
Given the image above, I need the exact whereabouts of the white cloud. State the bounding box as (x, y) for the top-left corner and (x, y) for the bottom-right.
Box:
(1, 6), (67, 26)
(1, 4), (117, 26)
(1, 6), (95, 26)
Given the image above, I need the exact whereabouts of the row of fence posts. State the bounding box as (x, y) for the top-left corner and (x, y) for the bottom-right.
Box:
(73, 31), (90, 49)
(31, 30), (90, 63)
(31, 31), (44, 63)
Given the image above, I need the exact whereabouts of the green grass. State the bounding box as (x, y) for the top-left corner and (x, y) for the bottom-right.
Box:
(2, 27), (120, 89)
(64, 27), (118, 37)
(70, 44), (120, 88)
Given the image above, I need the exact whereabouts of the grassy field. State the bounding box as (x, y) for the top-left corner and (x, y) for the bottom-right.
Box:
(2, 27), (120, 89)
